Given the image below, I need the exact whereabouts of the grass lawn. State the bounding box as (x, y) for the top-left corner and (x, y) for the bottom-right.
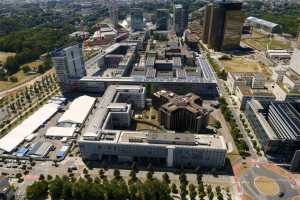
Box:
(0, 60), (44, 92)
(242, 31), (291, 51)
(0, 51), (16, 63)
(221, 57), (272, 77)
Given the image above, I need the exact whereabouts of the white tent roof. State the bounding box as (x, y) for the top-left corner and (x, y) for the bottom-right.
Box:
(46, 126), (76, 137)
(58, 95), (96, 124)
(0, 103), (59, 152)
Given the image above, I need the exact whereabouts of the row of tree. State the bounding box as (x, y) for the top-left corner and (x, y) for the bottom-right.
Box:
(27, 170), (173, 200)
(27, 167), (231, 200)
(219, 97), (250, 158)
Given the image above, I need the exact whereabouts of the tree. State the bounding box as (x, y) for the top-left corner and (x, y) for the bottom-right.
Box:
(208, 191), (214, 200)
(9, 76), (18, 82)
(162, 173), (170, 185)
(22, 65), (31, 73)
(189, 184), (197, 200)
(206, 184), (212, 194)
(171, 183), (178, 194)
(26, 180), (48, 200)
(179, 173), (188, 185)
(38, 64), (45, 74)
(39, 174), (45, 181)
(83, 168), (88, 175)
(113, 169), (121, 180)
(99, 169), (105, 179)
(49, 176), (63, 200)
(129, 170), (138, 184)
(146, 171), (154, 181)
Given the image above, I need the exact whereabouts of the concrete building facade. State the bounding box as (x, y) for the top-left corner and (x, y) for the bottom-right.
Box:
(51, 44), (86, 91)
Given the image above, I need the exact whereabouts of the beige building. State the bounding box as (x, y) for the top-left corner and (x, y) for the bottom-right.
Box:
(227, 72), (265, 94)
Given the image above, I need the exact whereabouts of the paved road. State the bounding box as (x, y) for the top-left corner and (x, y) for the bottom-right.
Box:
(218, 79), (258, 160)
(0, 69), (54, 98)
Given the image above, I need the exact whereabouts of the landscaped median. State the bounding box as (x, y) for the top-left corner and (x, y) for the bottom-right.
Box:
(218, 97), (250, 158)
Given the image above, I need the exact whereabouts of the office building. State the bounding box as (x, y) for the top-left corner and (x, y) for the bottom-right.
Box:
(235, 86), (275, 110)
(79, 131), (227, 168)
(245, 100), (300, 163)
(173, 4), (185, 36)
(202, 2), (244, 51)
(77, 42), (219, 99)
(154, 90), (210, 133)
(227, 72), (266, 94)
(156, 9), (170, 31)
(131, 8), (144, 31)
(51, 44), (86, 91)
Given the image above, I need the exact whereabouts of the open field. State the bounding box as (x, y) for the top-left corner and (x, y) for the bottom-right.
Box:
(221, 57), (272, 77)
(0, 51), (16, 63)
(242, 31), (291, 51)
(0, 60), (47, 92)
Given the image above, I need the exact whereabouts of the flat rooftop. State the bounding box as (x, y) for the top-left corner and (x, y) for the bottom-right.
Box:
(111, 131), (227, 149)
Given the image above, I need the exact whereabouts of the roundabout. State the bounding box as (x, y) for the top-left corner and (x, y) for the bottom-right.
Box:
(234, 161), (300, 200)
(254, 176), (280, 196)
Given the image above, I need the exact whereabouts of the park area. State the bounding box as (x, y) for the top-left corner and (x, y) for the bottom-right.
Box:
(221, 57), (272, 77)
(0, 60), (44, 92)
(242, 31), (291, 51)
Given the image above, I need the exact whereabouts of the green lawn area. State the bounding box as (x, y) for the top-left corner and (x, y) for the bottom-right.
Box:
(221, 57), (272, 77)
(242, 31), (291, 51)
(0, 60), (44, 92)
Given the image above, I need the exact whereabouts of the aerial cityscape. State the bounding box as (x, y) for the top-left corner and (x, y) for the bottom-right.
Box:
(0, 0), (300, 199)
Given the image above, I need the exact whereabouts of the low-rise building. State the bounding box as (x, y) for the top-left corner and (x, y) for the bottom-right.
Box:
(79, 131), (227, 168)
(236, 86), (275, 110)
(227, 72), (265, 94)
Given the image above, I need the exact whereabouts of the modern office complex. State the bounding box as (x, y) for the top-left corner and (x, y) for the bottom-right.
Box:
(245, 100), (300, 169)
(51, 44), (86, 91)
(78, 85), (226, 168)
(131, 8), (144, 31)
(202, 2), (244, 51)
(173, 4), (185, 36)
(154, 90), (210, 133)
(79, 131), (227, 168)
(53, 36), (219, 99)
(156, 9), (170, 31)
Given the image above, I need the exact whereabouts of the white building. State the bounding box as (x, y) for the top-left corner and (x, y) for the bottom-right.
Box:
(51, 44), (86, 91)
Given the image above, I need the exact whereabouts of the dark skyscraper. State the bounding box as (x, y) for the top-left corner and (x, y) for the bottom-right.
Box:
(157, 9), (170, 31)
(131, 8), (144, 31)
(202, 2), (245, 51)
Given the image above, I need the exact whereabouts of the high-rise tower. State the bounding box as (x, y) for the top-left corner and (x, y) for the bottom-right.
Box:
(202, 1), (245, 51)
(173, 4), (185, 37)
(131, 8), (144, 31)
(51, 44), (86, 91)
(110, 0), (119, 28)
(156, 9), (170, 31)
